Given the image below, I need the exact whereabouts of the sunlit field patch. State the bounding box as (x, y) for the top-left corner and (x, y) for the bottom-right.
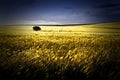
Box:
(0, 23), (120, 80)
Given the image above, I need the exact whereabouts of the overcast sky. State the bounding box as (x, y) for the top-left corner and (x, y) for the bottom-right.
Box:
(0, 0), (120, 25)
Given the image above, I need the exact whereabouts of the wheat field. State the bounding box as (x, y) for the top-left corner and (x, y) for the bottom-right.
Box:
(0, 23), (120, 80)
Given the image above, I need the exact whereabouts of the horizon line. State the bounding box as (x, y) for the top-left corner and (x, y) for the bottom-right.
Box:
(0, 21), (120, 26)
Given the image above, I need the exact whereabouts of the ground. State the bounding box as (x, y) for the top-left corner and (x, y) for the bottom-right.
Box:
(0, 22), (120, 80)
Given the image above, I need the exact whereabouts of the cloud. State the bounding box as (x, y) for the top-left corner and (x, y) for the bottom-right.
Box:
(95, 3), (120, 9)
(20, 20), (60, 25)
(87, 2), (120, 17)
(0, 0), (36, 5)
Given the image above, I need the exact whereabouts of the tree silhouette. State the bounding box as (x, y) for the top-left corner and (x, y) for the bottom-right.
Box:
(33, 25), (41, 31)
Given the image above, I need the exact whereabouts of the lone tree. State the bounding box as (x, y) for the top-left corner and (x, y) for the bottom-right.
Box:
(33, 25), (41, 31)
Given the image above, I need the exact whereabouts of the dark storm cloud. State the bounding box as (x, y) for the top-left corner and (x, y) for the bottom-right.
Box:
(86, 1), (120, 23)
(96, 3), (120, 9)
(0, 0), (36, 6)
(0, 0), (37, 24)
(0, 0), (36, 14)
(0, 0), (120, 25)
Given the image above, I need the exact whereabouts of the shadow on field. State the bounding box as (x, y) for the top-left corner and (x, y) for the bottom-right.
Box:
(0, 62), (86, 80)
(0, 61), (120, 80)
(0, 62), (46, 80)
(88, 61), (120, 80)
